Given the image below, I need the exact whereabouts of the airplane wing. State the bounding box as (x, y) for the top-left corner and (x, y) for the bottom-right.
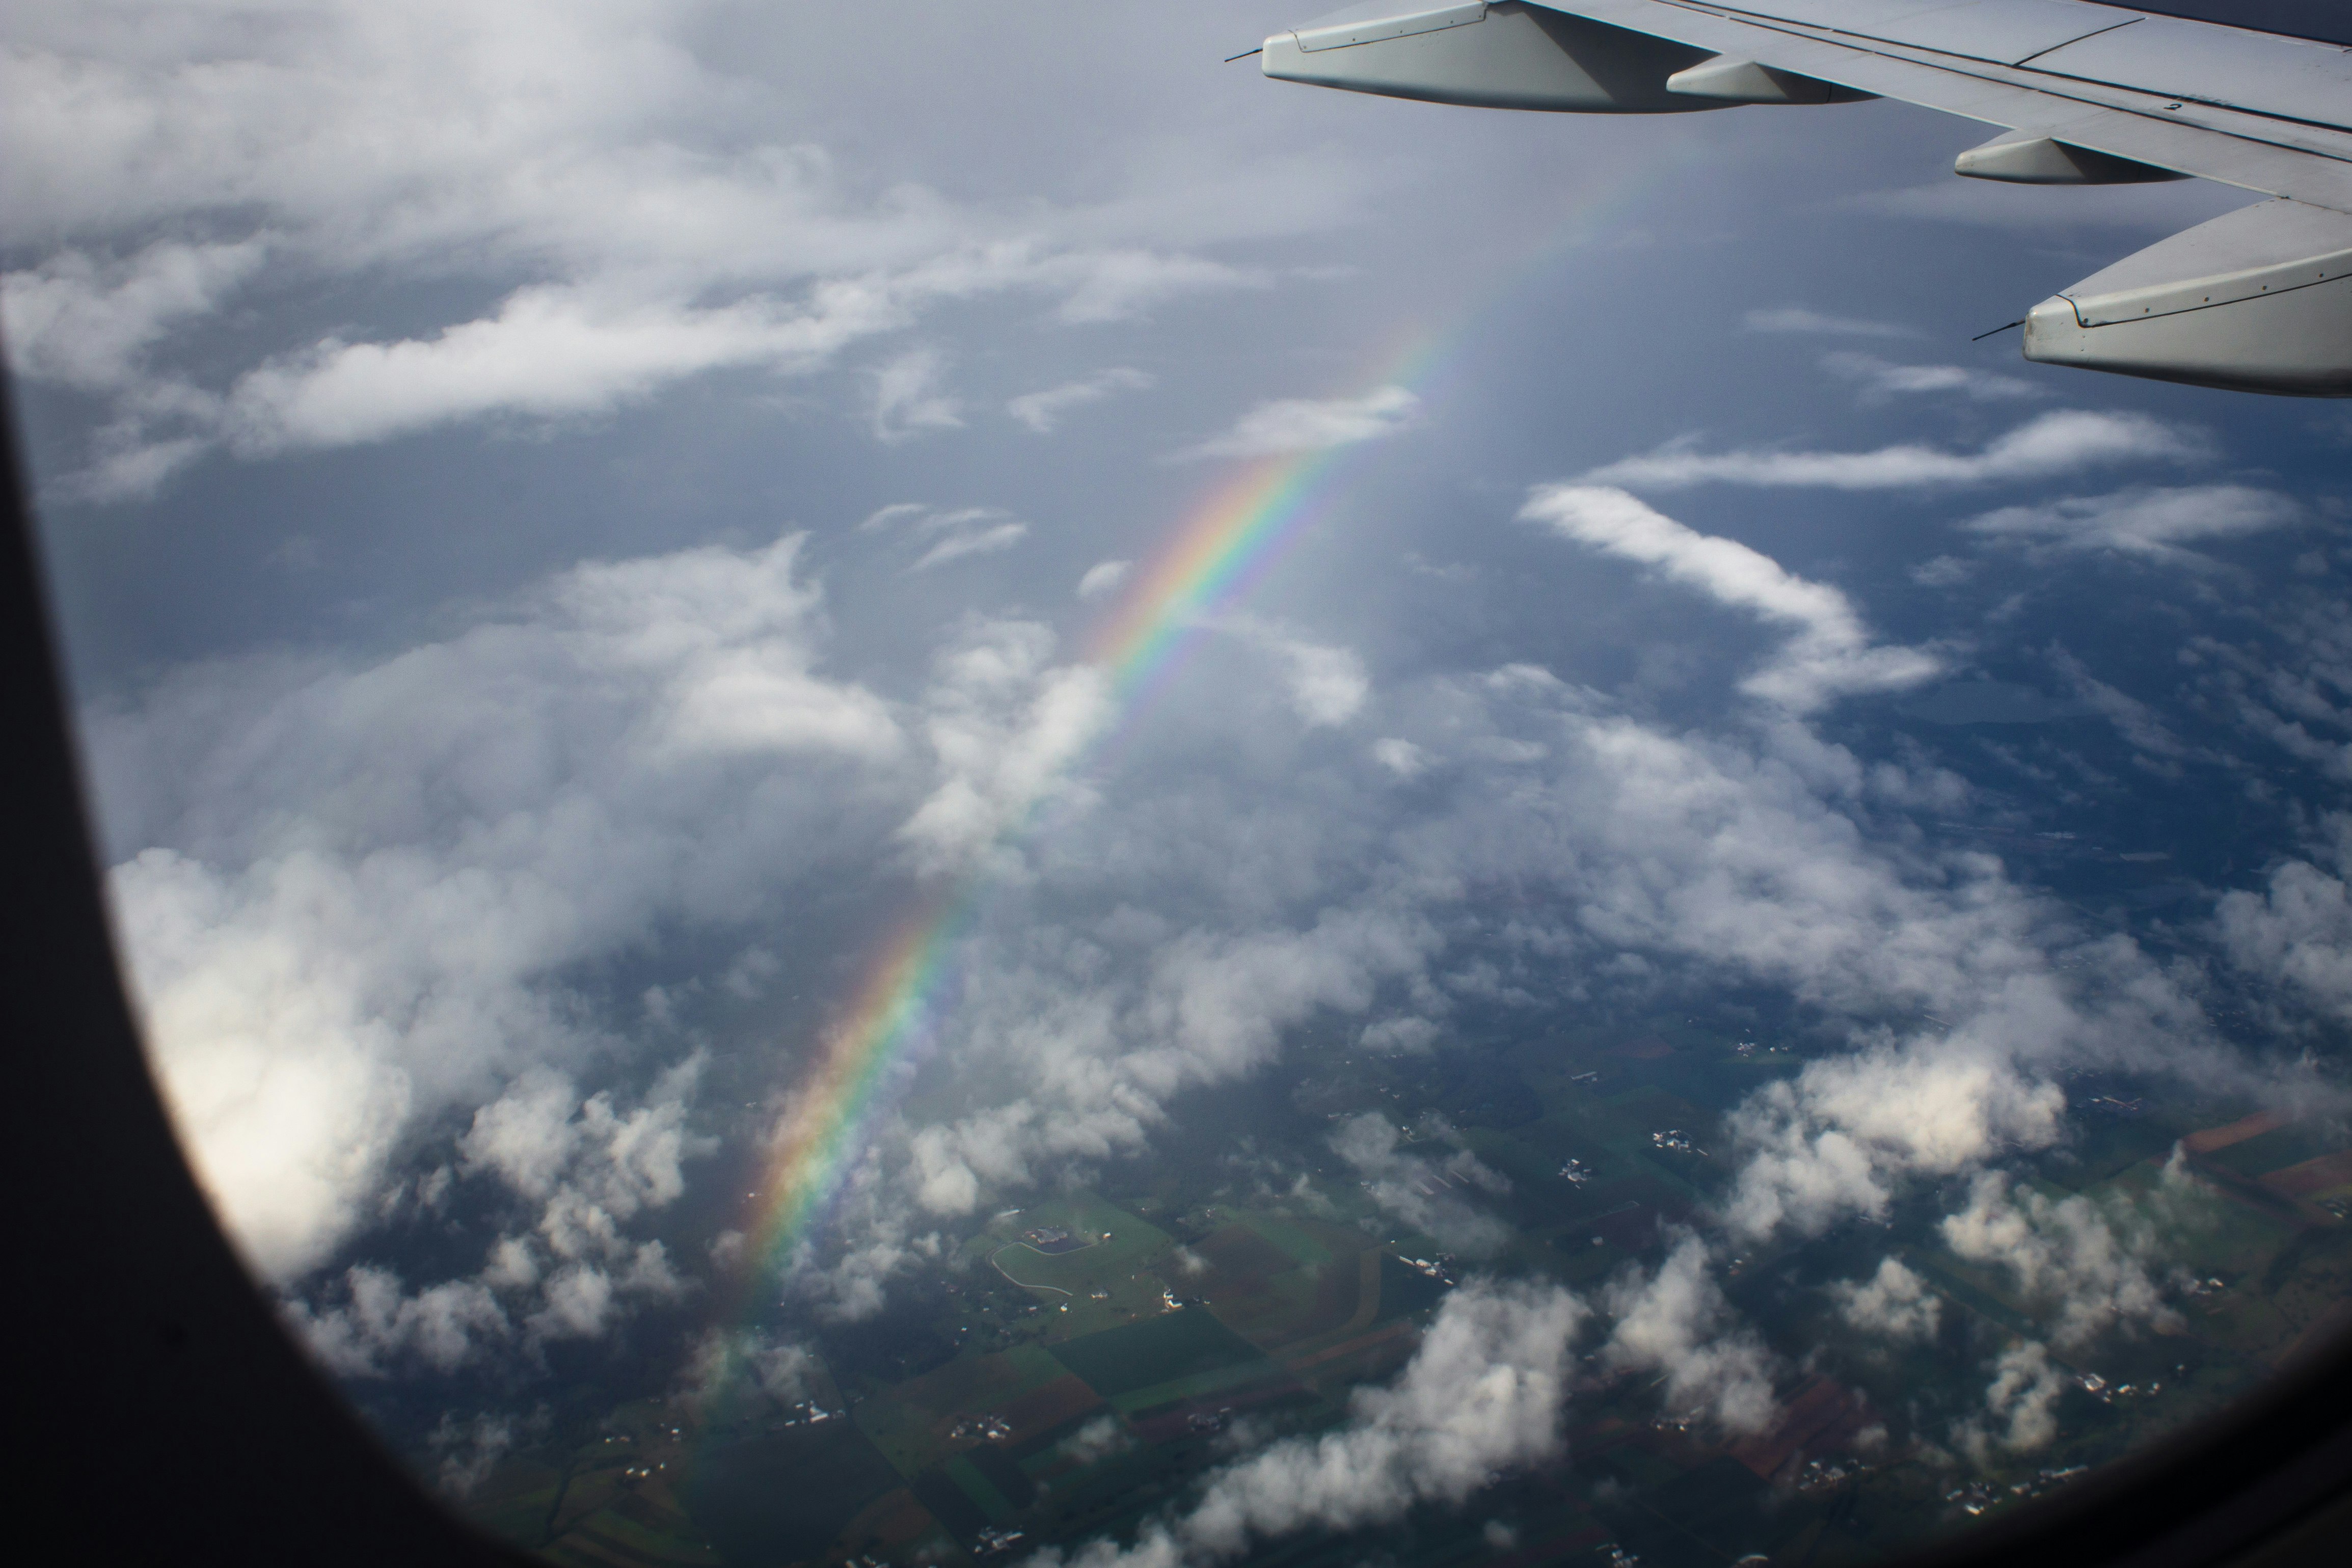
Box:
(1258, 3), (2352, 394)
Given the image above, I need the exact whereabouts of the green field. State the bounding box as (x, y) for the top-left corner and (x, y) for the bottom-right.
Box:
(1049, 1306), (1272, 1400)
(982, 1193), (1174, 1299)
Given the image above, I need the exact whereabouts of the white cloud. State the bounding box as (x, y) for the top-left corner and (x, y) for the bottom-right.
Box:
(1, 4), (1280, 493)
(1221, 622), (1368, 727)
(1911, 554), (1977, 587)
(2, 239), (264, 391)
(1599, 1235), (1778, 1435)
(1831, 1257), (1942, 1342)
(1522, 484), (1940, 711)
(2219, 819), (2352, 1020)
(1959, 1340), (2067, 1459)
(1580, 411), (2206, 493)
(1037, 1278), (1585, 1568)
(1008, 367), (1153, 433)
(913, 521), (1029, 570)
(893, 620), (1115, 872)
(1963, 484), (2305, 561)
(1174, 386), (1417, 461)
(1742, 306), (1918, 338)
(1329, 1114), (1511, 1256)
(1940, 1169), (2182, 1347)
(677, 1327), (815, 1416)
(861, 504), (1032, 571)
(872, 345), (964, 442)
(1724, 1040), (2069, 1240)
(1371, 738), (1429, 778)
(429, 1411), (519, 1498)
(1076, 559), (1133, 600)
(1822, 350), (2041, 402)
(100, 533), (900, 1281)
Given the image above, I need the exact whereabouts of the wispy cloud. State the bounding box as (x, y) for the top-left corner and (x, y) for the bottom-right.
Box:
(1822, 350), (2041, 403)
(1522, 483), (1939, 711)
(1007, 367), (1153, 433)
(871, 347), (963, 443)
(1743, 306), (1918, 338)
(1963, 484), (2304, 561)
(858, 503), (1030, 570)
(1075, 559), (1132, 600)
(1581, 410), (2205, 492)
(1173, 386), (1417, 461)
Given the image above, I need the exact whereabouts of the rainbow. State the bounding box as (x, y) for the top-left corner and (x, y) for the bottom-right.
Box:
(734, 140), (1692, 1291)
(737, 441), (1382, 1284)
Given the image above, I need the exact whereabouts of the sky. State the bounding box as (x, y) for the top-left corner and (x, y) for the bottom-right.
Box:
(9, 0), (2352, 1543)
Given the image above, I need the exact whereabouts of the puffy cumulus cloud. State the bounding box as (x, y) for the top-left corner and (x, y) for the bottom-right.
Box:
(1821, 351), (2041, 403)
(1940, 1169), (2185, 1348)
(285, 1064), (703, 1375)
(1963, 484), (2305, 562)
(1522, 485), (1940, 712)
(1599, 1235), (1778, 1435)
(1, 2), (1288, 495)
(1034, 1279), (1586, 1568)
(2219, 817), (2352, 1019)
(1831, 1257), (1942, 1342)
(98, 532), (905, 1280)
(675, 1327), (815, 1417)
(869, 905), (1445, 1261)
(1580, 410), (2206, 493)
(429, 1411), (521, 1498)
(1329, 1114), (1511, 1256)
(1958, 1340), (2068, 1460)
(1725, 1041), (2070, 1239)
(895, 619), (1116, 873)
(1009, 367), (1153, 433)
(1172, 386), (1416, 461)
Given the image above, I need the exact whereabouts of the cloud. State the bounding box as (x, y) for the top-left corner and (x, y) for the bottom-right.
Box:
(2, 239), (265, 391)
(1724, 1040), (2069, 1240)
(677, 1327), (816, 1417)
(861, 504), (1032, 571)
(1940, 1169), (2183, 1348)
(1036, 1279), (1586, 1568)
(1959, 1340), (2067, 1459)
(913, 521), (1029, 570)
(429, 1411), (519, 1498)
(1174, 386), (1416, 461)
(1599, 1234), (1778, 1434)
(1579, 411), (2206, 492)
(98, 532), (901, 1281)
(1822, 351), (2041, 402)
(1372, 738), (1429, 778)
(2, 4), (1282, 493)
(2218, 817), (2352, 1020)
(1009, 367), (1154, 432)
(872, 346), (964, 442)
(1743, 307), (1918, 338)
(1329, 1114), (1511, 1256)
(1521, 484), (1940, 711)
(1076, 559), (1133, 600)
(1963, 484), (2305, 561)
(1831, 1257), (1942, 1342)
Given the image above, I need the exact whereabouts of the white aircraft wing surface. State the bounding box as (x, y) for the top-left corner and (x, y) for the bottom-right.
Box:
(1258, 2), (2352, 393)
